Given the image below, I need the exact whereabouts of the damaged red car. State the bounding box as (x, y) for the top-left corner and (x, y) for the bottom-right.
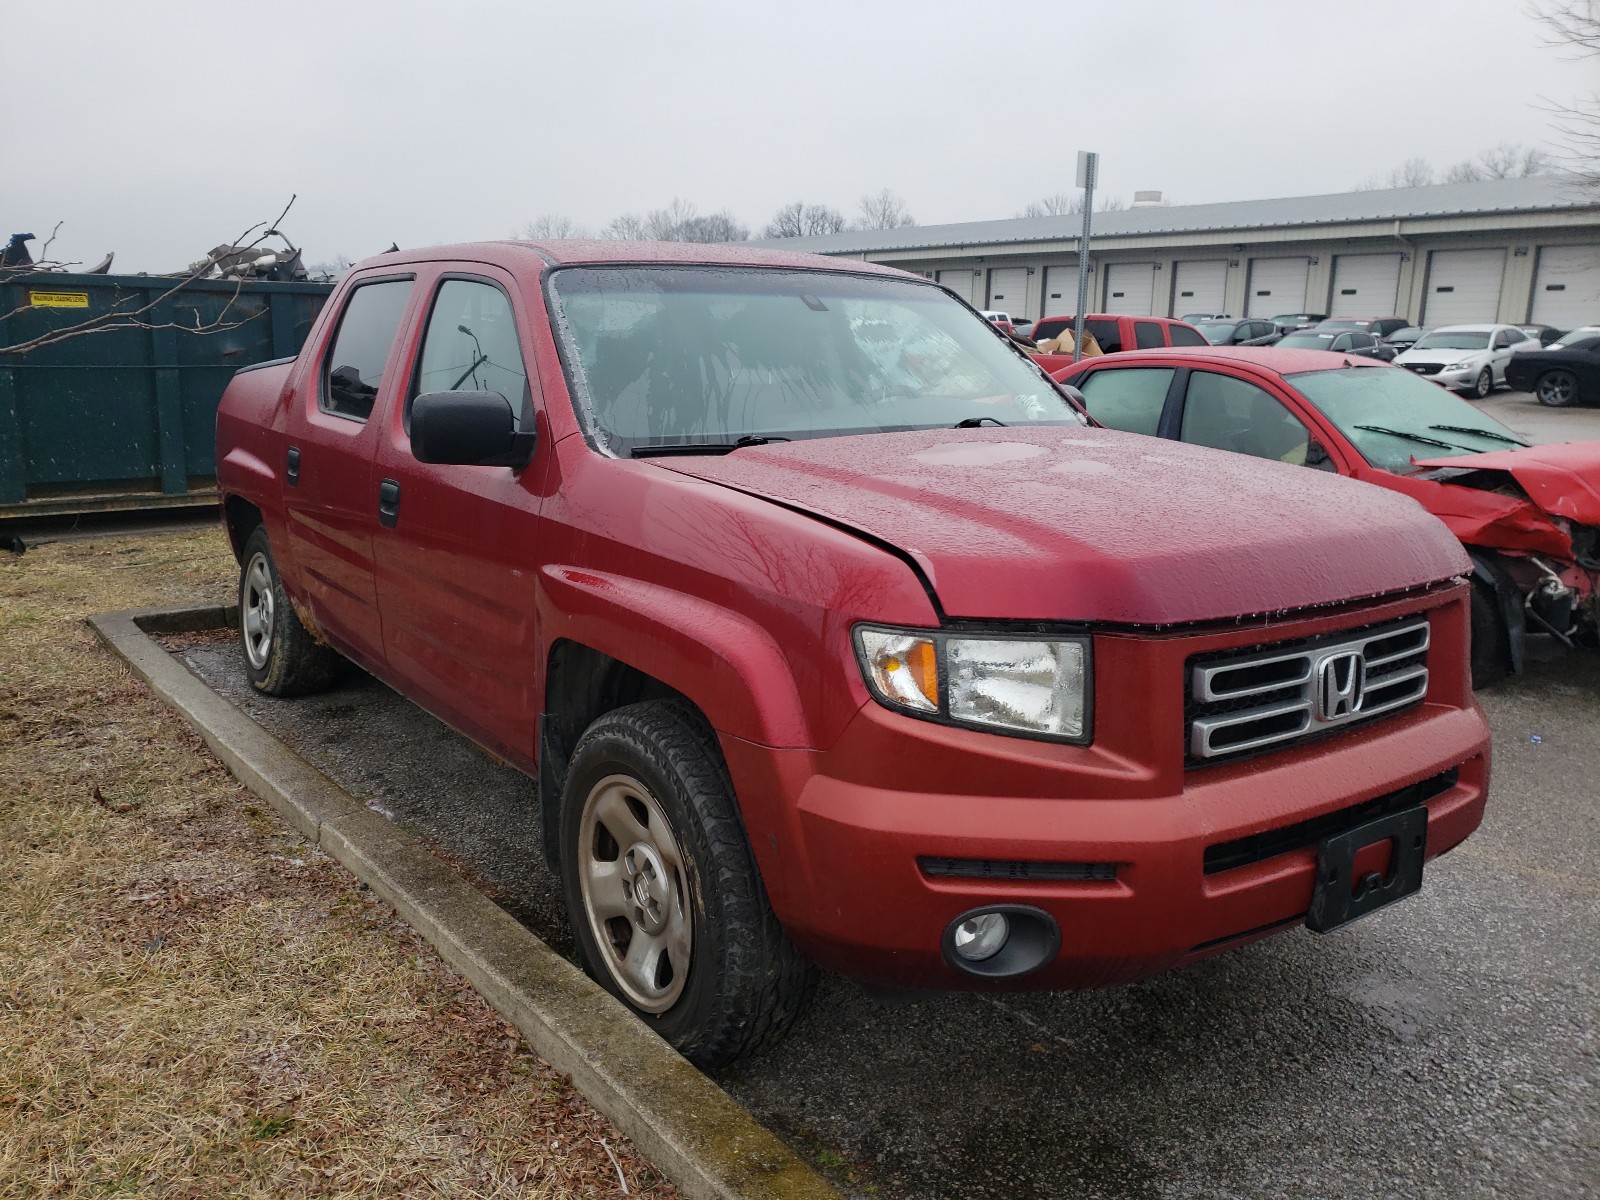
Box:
(1054, 346), (1600, 686)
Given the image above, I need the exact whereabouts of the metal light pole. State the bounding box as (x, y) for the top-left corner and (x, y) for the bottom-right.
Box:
(1072, 150), (1097, 364)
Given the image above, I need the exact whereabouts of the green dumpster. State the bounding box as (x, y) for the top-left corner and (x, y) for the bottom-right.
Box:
(0, 271), (331, 517)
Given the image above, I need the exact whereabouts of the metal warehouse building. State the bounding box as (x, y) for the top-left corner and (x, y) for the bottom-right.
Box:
(761, 176), (1600, 328)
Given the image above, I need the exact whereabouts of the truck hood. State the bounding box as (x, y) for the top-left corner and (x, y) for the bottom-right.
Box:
(1412, 441), (1600, 525)
(652, 427), (1468, 625)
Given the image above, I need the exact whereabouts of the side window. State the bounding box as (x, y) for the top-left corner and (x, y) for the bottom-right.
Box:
(1351, 333), (1375, 348)
(1330, 334), (1352, 351)
(1179, 371), (1313, 465)
(1501, 327), (1525, 345)
(1169, 323), (1209, 347)
(322, 280), (415, 421)
(1086, 319), (1123, 353)
(412, 279), (532, 429)
(1134, 321), (1165, 350)
(1075, 367), (1175, 436)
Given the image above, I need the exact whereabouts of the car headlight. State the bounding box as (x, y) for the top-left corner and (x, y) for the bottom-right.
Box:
(854, 625), (1091, 742)
(1452, 358), (1479, 369)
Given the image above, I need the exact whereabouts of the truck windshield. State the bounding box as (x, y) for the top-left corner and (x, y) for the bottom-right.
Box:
(547, 267), (1080, 454)
(1289, 366), (1528, 473)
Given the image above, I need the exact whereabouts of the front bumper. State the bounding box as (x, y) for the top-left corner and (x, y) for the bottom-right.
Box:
(721, 586), (1491, 991)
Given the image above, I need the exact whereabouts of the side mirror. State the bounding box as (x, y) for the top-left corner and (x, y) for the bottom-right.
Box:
(411, 390), (535, 469)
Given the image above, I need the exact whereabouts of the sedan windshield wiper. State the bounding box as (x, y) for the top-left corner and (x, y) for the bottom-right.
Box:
(954, 415), (1008, 428)
(1351, 424), (1465, 452)
(630, 435), (790, 458)
(1426, 423), (1529, 447)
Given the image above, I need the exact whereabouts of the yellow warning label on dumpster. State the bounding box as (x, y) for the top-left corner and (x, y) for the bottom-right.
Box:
(29, 290), (90, 308)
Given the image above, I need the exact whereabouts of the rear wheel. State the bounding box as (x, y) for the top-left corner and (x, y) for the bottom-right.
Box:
(560, 700), (817, 1066)
(1469, 580), (1511, 690)
(1469, 368), (1493, 400)
(1535, 369), (1581, 408)
(238, 526), (341, 696)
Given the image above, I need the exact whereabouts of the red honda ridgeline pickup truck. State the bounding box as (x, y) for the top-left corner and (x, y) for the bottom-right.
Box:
(216, 241), (1491, 1065)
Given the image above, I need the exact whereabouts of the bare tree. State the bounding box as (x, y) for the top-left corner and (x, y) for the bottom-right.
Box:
(1530, 1), (1600, 189)
(2, 197), (299, 357)
(600, 213), (649, 240)
(1444, 143), (1553, 182)
(851, 188), (917, 230)
(1018, 192), (1125, 216)
(763, 201), (848, 238)
(598, 200), (748, 243)
(518, 213), (590, 239)
(1355, 157), (1437, 190)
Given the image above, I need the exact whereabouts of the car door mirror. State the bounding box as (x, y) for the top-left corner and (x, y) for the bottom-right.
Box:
(411, 390), (536, 469)
(1305, 439), (1337, 472)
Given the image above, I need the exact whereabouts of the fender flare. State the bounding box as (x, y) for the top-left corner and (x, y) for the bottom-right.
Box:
(1467, 550), (1525, 675)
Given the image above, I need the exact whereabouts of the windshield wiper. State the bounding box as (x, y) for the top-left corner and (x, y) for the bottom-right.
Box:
(1426, 424), (1529, 447)
(630, 435), (790, 458)
(1352, 424), (1464, 452)
(954, 415), (1008, 428)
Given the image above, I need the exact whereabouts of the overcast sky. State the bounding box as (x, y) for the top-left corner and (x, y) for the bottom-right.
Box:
(3, 0), (1593, 273)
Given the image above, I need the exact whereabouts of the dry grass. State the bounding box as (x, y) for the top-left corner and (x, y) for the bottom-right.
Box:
(0, 526), (676, 1198)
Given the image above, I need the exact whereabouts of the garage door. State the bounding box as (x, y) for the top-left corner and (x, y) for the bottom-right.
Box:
(1043, 266), (1078, 317)
(1422, 249), (1505, 325)
(1171, 260), (1228, 317)
(938, 269), (975, 306)
(1530, 245), (1600, 328)
(1245, 257), (1310, 317)
(1329, 253), (1402, 318)
(986, 268), (1028, 317)
(1103, 263), (1156, 315)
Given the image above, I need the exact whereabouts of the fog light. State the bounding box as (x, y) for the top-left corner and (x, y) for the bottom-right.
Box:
(951, 912), (1009, 961)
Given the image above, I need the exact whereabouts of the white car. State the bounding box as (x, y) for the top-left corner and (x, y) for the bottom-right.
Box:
(1393, 323), (1534, 398)
(981, 310), (1033, 336)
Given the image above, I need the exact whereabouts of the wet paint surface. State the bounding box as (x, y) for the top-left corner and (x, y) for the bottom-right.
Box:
(180, 640), (1600, 1200)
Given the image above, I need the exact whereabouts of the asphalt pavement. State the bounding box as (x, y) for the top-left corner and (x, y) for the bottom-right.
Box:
(176, 629), (1600, 1200)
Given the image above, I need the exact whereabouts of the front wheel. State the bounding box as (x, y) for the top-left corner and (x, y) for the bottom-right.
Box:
(238, 526), (342, 696)
(560, 700), (817, 1066)
(1535, 369), (1581, 407)
(1468, 367), (1493, 400)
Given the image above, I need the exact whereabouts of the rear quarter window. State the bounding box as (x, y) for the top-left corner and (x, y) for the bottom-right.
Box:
(1087, 319), (1123, 353)
(1168, 324), (1208, 347)
(1134, 321), (1165, 350)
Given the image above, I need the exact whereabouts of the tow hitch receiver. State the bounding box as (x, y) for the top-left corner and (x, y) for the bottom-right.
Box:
(1307, 807), (1428, 933)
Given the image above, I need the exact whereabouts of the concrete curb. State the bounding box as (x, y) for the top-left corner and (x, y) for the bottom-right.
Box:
(88, 605), (841, 1200)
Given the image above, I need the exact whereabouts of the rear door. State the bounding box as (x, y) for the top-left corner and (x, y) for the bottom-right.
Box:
(370, 268), (549, 764)
(1172, 368), (1337, 469)
(280, 273), (417, 667)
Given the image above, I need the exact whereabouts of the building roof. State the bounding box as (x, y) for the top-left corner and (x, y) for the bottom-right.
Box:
(752, 176), (1600, 256)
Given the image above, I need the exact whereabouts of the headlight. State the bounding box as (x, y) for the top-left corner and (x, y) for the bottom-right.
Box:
(855, 625), (1090, 742)
(1452, 358), (1479, 369)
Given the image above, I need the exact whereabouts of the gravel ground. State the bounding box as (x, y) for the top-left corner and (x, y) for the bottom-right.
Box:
(176, 633), (1600, 1200)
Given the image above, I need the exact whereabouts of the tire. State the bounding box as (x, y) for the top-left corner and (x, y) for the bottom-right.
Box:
(1469, 580), (1511, 691)
(1468, 367), (1493, 400)
(560, 699), (817, 1066)
(1535, 369), (1581, 408)
(237, 526), (342, 696)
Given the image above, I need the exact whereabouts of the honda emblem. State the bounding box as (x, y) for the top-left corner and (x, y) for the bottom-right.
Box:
(1317, 650), (1365, 721)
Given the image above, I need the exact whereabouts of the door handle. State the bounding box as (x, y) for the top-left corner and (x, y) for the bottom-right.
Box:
(286, 446), (300, 486)
(377, 478), (401, 528)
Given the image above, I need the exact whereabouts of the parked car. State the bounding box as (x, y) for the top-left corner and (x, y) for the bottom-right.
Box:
(1053, 346), (1600, 686)
(1317, 317), (1412, 340)
(1516, 323), (1565, 347)
(1271, 312), (1326, 334)
(1393, 323), (1534, 398)
(981, 309), (1026, 336)
(216, 242), (1491, 1065)
(1027, 313), (1208, 370)
(1180, 311), (1231, 322)
(1504, 327), (1600, 407)
(1275, 328), (1398, 361)
(1385, 326), (1429, 352)
(1194, 318), (1282, 347)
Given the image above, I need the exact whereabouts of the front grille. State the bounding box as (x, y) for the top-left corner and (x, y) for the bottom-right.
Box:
(1203, 767), (1457, 874)
(919, 857), (1118, 882)
(1407, 362), (1444, 376)
(1187, 618), (1430, 764)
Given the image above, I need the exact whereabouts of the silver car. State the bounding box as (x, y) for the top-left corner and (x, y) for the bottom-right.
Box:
(1392, 323), (1534, 398)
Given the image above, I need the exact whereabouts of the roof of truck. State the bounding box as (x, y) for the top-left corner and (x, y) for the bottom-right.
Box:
(352, 239), (913, 275)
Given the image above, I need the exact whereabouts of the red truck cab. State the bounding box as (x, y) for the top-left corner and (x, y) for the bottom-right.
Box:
(1029, 313), (1209, 371)
(216, 242), (1490, 1066)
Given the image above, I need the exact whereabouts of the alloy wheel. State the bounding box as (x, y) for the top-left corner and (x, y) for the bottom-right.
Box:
(577, 774), (692, 1013)
(241, 552), (275, 670)
(1536, 370), (1579, 407)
